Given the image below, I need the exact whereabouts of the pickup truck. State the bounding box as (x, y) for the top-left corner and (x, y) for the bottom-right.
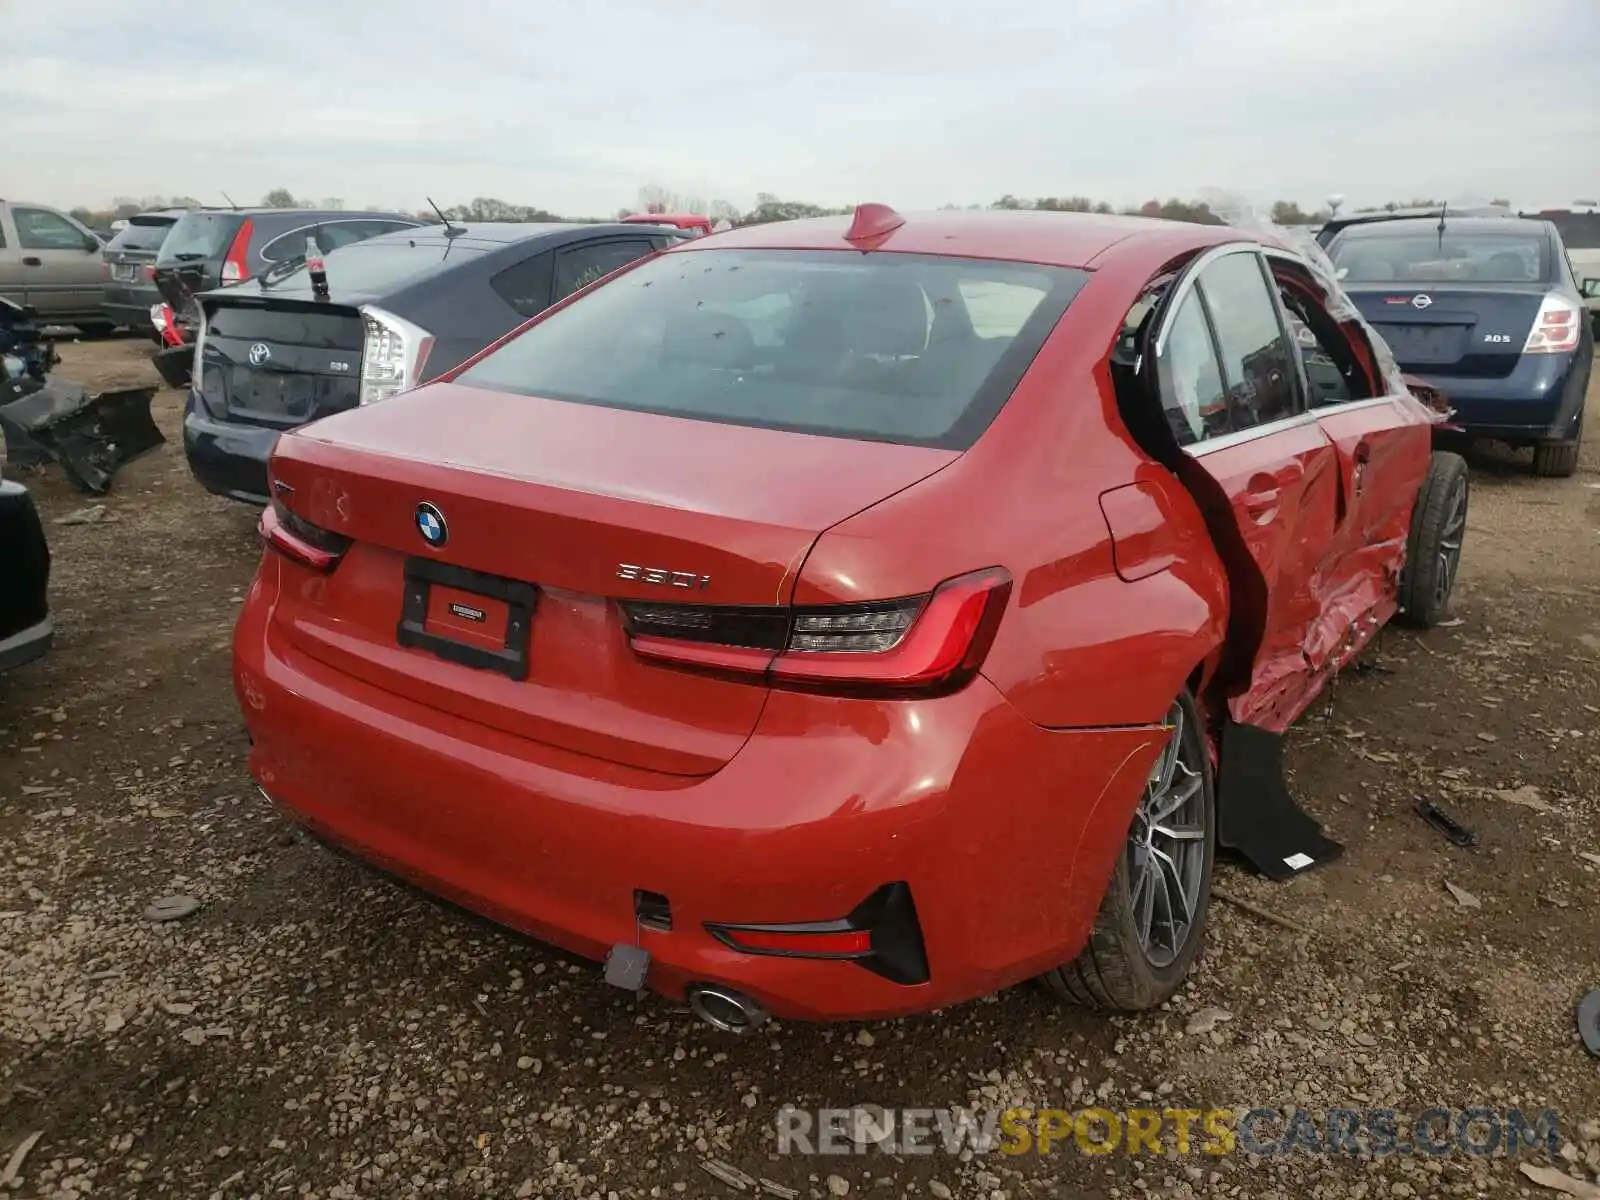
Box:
(0, 200), (110, 334)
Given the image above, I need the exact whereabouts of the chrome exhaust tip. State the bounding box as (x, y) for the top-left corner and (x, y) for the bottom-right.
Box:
(687, 984), (768, 1035)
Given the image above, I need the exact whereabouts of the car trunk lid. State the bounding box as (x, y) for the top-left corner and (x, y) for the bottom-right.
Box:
(266, 383), (959, 775)
(1344, 284), (1549, 379)
(197, 295), (364, 428)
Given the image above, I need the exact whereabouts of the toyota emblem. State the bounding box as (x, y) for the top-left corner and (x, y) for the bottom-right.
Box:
(248, 342), (272, 366)
(1411, 294), (1433, 310)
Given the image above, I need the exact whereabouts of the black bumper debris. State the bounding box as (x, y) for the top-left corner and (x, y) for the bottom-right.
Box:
(0, 381), (164, 495)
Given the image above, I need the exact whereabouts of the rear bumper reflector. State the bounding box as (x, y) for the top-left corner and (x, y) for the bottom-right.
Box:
(705, 882), (930, 985)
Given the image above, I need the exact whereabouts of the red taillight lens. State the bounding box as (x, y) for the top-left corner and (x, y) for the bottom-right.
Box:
(143, 265), (157, 281)
(1523, 294), (1582, 354)
(259, 498), (350, 572)
(220, 218), (254, 284)
(619, 567), (1012, 698)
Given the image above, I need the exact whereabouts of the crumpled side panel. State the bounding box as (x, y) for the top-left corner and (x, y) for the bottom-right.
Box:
(1196, 190), (1436, 734)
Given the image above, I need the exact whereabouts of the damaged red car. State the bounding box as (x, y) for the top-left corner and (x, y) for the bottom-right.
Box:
(234, 205), (1466, 1029)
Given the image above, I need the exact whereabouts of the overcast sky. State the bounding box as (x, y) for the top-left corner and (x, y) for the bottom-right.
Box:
(7, 0), (1597, 217)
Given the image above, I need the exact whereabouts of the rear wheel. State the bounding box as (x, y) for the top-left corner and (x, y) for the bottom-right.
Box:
(1531, 418), (1582, 478)
(73, 321), (117, 339)
(1040, 689), (1214, 1012)
(1397, 451), (1468, 628)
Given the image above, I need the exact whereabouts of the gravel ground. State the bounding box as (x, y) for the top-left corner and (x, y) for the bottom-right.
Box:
(2, 338), (1598, 1200)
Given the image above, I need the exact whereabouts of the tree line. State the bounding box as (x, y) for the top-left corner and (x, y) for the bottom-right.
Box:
(65, 186), (1519, 233)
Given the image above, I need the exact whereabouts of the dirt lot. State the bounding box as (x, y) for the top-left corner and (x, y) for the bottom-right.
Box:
(2, 339), (1598, 1200)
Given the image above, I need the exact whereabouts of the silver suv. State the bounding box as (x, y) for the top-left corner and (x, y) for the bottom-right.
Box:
(0, 200), (110, 333)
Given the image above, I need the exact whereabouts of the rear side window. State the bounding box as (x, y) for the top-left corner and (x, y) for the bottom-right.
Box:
(553, 239), (659, 300)
(1331, 228), (1551, 284)
(490, 251), (555, 318)
(1196, 252), (1300, 432)
(1158, 292), (1230, 445)
(456, 248), (1088, 449)
(107, 219), (177, 253)
(157, 213), (242, 264)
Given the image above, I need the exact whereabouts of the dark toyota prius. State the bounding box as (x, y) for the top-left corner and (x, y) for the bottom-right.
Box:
(184, 221), (684, 503)
(1322, 215), (1593, 476)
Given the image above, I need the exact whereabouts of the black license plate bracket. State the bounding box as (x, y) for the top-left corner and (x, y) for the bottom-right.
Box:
(397, 557), (537, 681)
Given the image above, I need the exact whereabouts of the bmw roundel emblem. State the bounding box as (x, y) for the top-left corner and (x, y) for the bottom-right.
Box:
(415, 502), (448, 547)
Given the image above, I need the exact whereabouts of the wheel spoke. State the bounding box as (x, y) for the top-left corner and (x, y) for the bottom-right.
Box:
(1153, 845), (1195, 930)
(1154, 705), (1184, 794)
(1131, 849), (1157, 949)
(1154, 822), (1206, 842)
(1146, 765), (1201, 824)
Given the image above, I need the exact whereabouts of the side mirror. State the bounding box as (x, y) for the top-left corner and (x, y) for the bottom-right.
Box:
(85, 235), (102, 253)
(1581, 278), (1600, 300)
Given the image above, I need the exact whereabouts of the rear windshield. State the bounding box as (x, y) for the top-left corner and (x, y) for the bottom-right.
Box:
(156, 213), (242, 264)
(454, 249), (1087, 448)
(260, 237), (487, 293)
(1330, 228), (1551, 284)
(107, 217), (178, 253)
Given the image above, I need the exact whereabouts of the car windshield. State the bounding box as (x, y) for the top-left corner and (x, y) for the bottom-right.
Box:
(156, 213), (242, 263)
(1331, 228), (1550, 284)
(107, 218), (178, 254)
(258, 237), (488, 292)
(454, 248), (1086, 449)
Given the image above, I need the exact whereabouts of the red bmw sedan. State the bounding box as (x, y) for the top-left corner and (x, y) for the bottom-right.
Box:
(234, 205), (1463, 1029)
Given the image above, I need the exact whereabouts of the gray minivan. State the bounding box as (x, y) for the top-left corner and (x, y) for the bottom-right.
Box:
(0, 200), (109, 332)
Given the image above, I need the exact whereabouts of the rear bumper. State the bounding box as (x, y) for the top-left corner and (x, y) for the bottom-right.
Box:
(1413, 349), (1590, 442)
(183, 392), (276, 505)
(103, 287), (162, 332)
(152, 344), (193, 389)
(233, 561), (1165, 1021)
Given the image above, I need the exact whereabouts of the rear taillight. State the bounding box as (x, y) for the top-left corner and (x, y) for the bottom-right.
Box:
(220, 218), (254, 283)
(359, 305), (435, 405)
(1523, 294), (1583, 354)
(619, 567), (1012, 697)
(143, 265), (157, 282)
(259, 499), (351, 572)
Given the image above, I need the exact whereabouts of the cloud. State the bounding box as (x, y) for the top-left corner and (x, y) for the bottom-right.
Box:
(7, 0), (1598, 215)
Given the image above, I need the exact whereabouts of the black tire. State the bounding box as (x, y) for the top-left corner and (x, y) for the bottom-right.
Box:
(1040, 688), (1215, 1012)
(73, 321), (117, 339)
(1531, 421), (1582, 478)
(1396, 451), (1469, 629)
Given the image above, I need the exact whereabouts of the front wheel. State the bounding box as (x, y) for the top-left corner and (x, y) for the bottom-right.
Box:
(1040, 689), (1215, 1012)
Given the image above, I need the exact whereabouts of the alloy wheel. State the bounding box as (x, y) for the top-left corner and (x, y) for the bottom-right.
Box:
(1435, 476), (1468, 611)
(1126, 701), (1208, 968)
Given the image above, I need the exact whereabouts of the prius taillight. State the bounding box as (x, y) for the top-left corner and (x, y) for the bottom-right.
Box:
(619, 568), (1012, 697)
(259, 499), (350, 572)
(1524, 294), (1583, 354)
